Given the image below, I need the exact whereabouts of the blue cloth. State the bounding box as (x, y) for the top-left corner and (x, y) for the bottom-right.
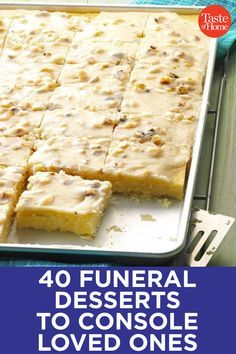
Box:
(132, 0), (236, 57)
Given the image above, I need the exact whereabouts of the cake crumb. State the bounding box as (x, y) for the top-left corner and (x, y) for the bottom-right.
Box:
(106, 225), (123, 233)
(141, 214), (156, 222)
(158, 198), (173, 208)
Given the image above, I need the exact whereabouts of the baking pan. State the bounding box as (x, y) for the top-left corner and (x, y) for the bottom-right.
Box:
(0, 3), (217, 262)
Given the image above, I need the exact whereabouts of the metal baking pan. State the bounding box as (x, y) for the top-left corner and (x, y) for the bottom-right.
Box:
(0, 3), (217, 262)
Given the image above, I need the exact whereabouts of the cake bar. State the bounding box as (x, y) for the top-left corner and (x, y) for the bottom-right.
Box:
(28, 136), (111, 180)
(135, 41), (209, 70)
(66, 41), (138, 66)
(0, 136), (32, 168)
(40, 109), (117, 139)
(49, 85), (124, 111)
(114, 113), (196, 148)
(74, 23), (145, 43)
(103, 138), (191, 199)
(93, 11), (149, 27)
(127, 62), (204, 96)
(0, 109), (44, 138)
(0, 166), (26, 242)
(59, 62), (132, 87)
(16, 171), (112, 237)
(121, 87), (202, 116)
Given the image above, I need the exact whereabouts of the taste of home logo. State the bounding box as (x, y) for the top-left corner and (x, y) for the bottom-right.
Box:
(198, 5), (231, 38)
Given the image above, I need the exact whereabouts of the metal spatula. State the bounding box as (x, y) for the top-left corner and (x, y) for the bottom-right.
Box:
(185, 209), (234, 266)
(184, 53), (235, 266)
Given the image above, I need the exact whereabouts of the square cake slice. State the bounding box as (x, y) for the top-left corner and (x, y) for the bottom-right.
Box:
(93, 11), (148, 27)
(126, 62), (204, 96)
(28, 136), (111, 180)
(0, 136), (32, 168)
(135, 41), (209, 70)
(0, 109), (44, 138)
(114, 113), (196, 148)
(103, 138), (191, 200)
(0, 166), (26, 242)
(74, 23), (144, 43)
(16, 171), (112, 237)
(49, 85), (124, 111)
(121, 86), (202, 116)
(40, 109), (117, 139)
(66, 41), (138, 66)
(58, 63), (132, 87)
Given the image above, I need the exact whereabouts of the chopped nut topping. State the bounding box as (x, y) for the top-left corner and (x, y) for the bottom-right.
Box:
(0, 192), (11, 201)
(149, 66), (161, 74)
(103, 118), (114, 126)
(176, 84), (189, 95)
(63, 180), (74, 185)
(160, 76), (173, 84)
(115, 70), (127, 81)
(119, 115), (127, 122)
(136, 32), (144, 38)
(93, 150), (103, 156)
(187, 115), (196, 122)
(94, 30), (104, 37)
(84, 189), (97, 197)
(169, 72), (179, 79)
(77, 70), (89, 82)
(15, 128), (25, 136)
(91, 182), (101, 189)
(89, 76), (100, 83)
(146, 146), (162, 157)
(134, 83), (146, 91)
(87, 57), (96, 65)
(152, 135), (165, 146)
(39, 195), (55, 205)
(134, 129), (157, 143)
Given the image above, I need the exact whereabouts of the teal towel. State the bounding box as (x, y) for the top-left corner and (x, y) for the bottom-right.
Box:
(132, 0), (236, 57)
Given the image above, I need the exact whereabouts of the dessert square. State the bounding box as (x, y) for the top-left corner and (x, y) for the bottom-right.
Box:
(59, 63), (132, 87)
(49, 85), (124, 111)
(19, 88), (57, 111)
(40, 109), (117, 139)
(1, 40), (71, 64)
(0, 63), (61, 88)
(0, 166), (26, 242)
(103, 138), (191, 199)
(6, 10), (79, 44)
(93, 11), (148, 27)
(0, 86), (57, 111)
(66, 41), (138, 65)
(74, 23), (145, 43)
(127, 62), (204, 96)
(16, 171), (112, 237)
(0, 137), (32, 168)
(135, 42), (209, 70)
(1, 11), (79, 63)
(121, 87), (202, 116)
(0, 109), (44, 138)
(145, 12), (197, 29)
(143, 26), (209, 48)
(16, 64), (61, 87)
(114, 113), (197, 148)
(28, 136), (111, 180)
